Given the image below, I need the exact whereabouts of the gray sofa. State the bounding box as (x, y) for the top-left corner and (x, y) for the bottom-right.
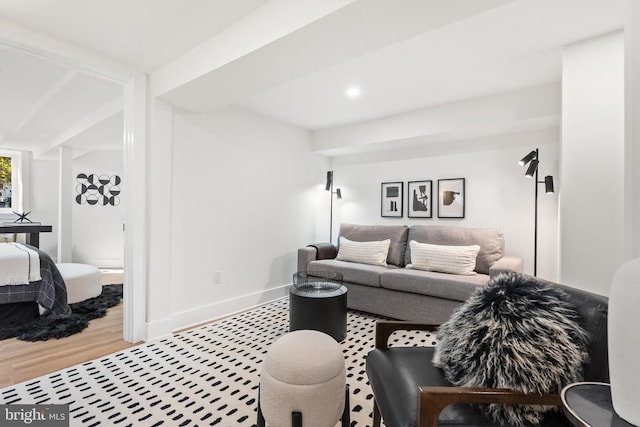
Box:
(297, 223), (523, 323)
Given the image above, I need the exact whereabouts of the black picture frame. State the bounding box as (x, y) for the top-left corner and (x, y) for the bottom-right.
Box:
(381, 182), (403, 217)
(407, 180), (432, 218)
(438, 178), (465, 218)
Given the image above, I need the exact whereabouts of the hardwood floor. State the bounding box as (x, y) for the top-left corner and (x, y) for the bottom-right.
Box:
(0, 272), (141, 388)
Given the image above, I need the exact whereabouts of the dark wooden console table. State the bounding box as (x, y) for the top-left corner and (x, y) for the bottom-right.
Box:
(0, 224), (52, 248)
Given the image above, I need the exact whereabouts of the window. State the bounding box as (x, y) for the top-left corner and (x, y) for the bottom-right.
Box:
(0, 150), (22, 215)
(0, 156), (13, 209)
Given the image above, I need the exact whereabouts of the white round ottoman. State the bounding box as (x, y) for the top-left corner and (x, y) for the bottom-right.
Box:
(56, 263), (102, 304)
(258, 329), (349, 427)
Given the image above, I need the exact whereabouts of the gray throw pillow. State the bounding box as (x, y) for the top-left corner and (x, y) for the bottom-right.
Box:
(433, 272), (589, 426)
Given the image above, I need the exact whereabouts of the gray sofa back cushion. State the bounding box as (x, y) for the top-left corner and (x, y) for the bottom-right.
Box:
(339, 223), (409, 267)
(405, 225), (504, 274)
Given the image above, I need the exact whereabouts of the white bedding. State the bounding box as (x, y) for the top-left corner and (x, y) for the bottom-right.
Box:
(0, 242), (42, 285)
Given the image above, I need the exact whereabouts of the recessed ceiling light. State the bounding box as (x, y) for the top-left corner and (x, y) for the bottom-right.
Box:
(346, 87), (361, 98)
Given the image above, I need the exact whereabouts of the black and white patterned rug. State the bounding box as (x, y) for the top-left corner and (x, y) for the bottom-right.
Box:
(0, 298), (435, 426)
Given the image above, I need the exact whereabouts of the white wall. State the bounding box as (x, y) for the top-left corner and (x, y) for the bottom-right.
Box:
(160, 106), (328, 332)
(30, 150), (124, 267)
(332, 131), (560, 280)
(29, 158), (59, 255)
(71, 151), (124, 267)
(626, 0), (640, 259)
(560, 31), (625, 295)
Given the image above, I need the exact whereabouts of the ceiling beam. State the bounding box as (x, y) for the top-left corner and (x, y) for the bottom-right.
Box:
(151, 0), (357, 98)
(0, 70), (77, 145)
(32, 97), (122, 159)
(311, 83), (560, 156)
(154, 0), (513, 112)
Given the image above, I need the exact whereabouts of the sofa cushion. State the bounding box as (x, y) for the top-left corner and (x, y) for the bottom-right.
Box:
(407, 241), (480, 275)
(339, 223), (409, 267)
(380, 269), (488, 302)
(405, 225), (504, 274)
(336, 236), (390, 266)
(308, 259), (392, 288)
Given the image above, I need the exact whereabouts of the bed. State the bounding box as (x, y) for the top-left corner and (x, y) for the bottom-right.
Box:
(0, 244), (70, 323)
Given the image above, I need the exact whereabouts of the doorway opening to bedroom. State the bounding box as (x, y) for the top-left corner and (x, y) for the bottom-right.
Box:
(0, 38), (136, 352)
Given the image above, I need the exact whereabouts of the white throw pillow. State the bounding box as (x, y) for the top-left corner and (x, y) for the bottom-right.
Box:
(336, 237), (391, 266)
(407, 240), (480, 275)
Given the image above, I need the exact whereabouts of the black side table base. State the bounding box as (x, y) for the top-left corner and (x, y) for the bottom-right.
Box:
(289, 271), (347, 342)
(289, 287), (347, 342)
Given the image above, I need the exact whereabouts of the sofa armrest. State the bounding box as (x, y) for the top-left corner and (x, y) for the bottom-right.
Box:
(310, 242), (338, 260)
(297, 247), (317, 273)
(297, 243), (338, 273)
(489, 255), (523, 278)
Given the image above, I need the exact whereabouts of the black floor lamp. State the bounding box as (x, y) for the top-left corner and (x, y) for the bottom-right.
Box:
(519, 149), (554, 276)
(326, 171), (342, 243)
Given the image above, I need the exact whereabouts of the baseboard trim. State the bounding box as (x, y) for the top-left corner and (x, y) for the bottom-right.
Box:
(145, 317), (174, 341)
(145, 284), (290, 340)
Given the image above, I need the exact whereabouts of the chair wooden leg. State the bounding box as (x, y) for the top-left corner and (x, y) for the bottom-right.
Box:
(372, 398), (381, 427)
(342, 384), (351, 427)
(292, 411), (302, 427)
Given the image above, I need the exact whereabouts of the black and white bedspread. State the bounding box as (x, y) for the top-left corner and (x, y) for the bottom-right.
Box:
(0, 247), (71, 317)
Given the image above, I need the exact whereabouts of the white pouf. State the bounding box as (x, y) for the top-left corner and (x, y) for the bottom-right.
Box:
(56, 263), (102, 304)
(259, 330), (348, 427)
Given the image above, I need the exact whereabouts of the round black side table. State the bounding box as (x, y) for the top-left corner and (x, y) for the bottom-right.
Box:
(289, 271), (347, 342)
(561, 382), (636, 427)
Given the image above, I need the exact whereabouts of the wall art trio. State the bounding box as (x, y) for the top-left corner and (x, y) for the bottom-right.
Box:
(381, 178), (465, 219)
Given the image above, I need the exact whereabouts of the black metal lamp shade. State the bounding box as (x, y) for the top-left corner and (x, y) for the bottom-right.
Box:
(545, 175), (554, 194)
(519, 150), (537, 166)
(326, 171), (333, 191)
(525, 159), (539, 177)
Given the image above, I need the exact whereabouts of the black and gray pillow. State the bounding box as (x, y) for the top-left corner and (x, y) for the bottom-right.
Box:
(433, 272), (589, 426)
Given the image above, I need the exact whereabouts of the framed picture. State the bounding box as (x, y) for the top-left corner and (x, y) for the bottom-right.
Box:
(381, 182), (403, 217)
(407, 180), (432, 218)
(438, 178), (465, 218)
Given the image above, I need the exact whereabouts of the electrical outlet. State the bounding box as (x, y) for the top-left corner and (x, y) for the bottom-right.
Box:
(213, 271), (222, 285)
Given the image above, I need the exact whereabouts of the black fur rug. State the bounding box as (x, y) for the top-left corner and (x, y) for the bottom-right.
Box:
(0, 284), (123, 342)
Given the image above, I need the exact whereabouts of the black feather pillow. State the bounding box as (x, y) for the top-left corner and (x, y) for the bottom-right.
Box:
(433, 272), (589, 426)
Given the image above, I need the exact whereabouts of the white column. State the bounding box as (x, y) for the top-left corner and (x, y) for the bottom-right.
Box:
(57, 146), (73, 262)
(122, 73), (148, 343)
(145, 98), (174, 339)
(560, 31), (625, 295)
(625, 0), (640, 259)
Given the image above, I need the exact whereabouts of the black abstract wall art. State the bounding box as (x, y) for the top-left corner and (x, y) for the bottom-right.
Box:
(381, 182), (403, 218)
(437, 178), (465, 218)
(407, 180), (432, 218)
(76, 173), (121, 206)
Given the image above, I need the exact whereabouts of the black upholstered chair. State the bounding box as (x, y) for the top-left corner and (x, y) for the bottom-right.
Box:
(366, 282), (609, 427)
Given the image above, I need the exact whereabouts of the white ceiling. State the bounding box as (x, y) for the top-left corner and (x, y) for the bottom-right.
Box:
(0, 0), (270, 72)
(0, 0), (625, 159)
(236, 0), (624, 129)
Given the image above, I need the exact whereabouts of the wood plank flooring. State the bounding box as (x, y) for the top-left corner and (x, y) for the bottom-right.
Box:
(0, 272), (141, 388)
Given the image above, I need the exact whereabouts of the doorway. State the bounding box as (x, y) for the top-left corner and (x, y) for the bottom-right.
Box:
(0, 35), (146, 343)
